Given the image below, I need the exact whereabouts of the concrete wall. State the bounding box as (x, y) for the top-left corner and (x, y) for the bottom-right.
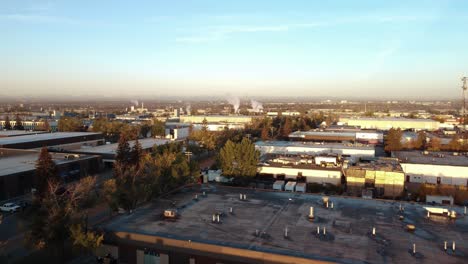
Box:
(400, 163), (468, 186)
(258, 166), (341, 185)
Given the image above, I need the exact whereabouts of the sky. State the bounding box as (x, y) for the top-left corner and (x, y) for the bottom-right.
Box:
(1, 0), (468, 100)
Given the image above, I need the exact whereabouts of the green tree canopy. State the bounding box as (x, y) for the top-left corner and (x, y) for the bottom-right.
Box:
(219, 138), (259, 178)
(14, 114), (24, 130)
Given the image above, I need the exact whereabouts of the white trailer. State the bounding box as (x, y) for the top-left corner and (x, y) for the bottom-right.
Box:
(295, 182), (306, 193)
(273, 180), (285, 191)
(285, 181), (297, 192)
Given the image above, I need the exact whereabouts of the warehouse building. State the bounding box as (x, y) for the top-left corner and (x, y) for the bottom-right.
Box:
(0, 148), (101, 200)
(340, 117), (440, 131)
(0, 132), (104, 149)
(97, 185), (468, 264)
(258, 155), (342, 185)
(393, 151), (468, 186)
(289, 129), (383, 144)
(255, 141), (375, 163)
(0, 130), (48, 138)
(61, 138), (172, 164)
(179, 115), (253, 124)
(344, 158), (405, 198)
(165, 123), (190, 140)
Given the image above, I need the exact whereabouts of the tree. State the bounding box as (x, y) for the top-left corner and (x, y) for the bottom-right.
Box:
(151, 119), (165, 137)
(115, 133), (131, 166)
(201, 118), (208, 132)
(14, 114), (24, 130)
(219, 138), (259, 178)
(281, 117), (292, 139)
(414, 131), (426, 150)
(4, 115), (12, 130)
(447, 135), (462, 151)
(428, 137), (441, 151)
(261, 126), (270, 141)
(384, 128), (403, 152)
(58, 117), (83, 132)
(69, 224), (103, 255)
(35, 147), (59, 197)
(130, 138), (143, 168)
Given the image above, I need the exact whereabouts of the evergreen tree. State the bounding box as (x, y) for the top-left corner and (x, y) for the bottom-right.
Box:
(35, 147), (59, 197)
(281, 117), (292, 138)
(14, 114), (24, 130)
(201, 118), (208, 132)
(115, 133), (131, 166)
(219, 138), (259, 178)
(4, 115), (12, 130)
(130, 138), (143, 168)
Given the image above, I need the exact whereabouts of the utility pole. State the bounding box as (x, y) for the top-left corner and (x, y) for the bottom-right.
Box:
(185, 151), (192, 162)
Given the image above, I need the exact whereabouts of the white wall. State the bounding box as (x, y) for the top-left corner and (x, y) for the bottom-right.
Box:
(258, 166), (341, 185)
(255, 144), (375, 158)
(400, 163), (468, 186)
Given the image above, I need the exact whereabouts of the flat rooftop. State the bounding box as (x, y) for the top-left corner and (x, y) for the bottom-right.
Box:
(0, 132), (102, 146)
(73, 138), (173, 155)
(0, 148), (97, 177)
(103, 185), (468, 264)
(0, 130), (48, 137)
(256, 141), (375, 150)
(345, 118), (438, 123)
(393, 151), (468, 167)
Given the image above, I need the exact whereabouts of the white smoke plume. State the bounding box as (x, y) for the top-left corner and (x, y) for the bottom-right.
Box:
(186, 104), (191, 115)
(227, 96), (240, 113)
(250, 99), (263, 112)
(130, 100), (139, 106)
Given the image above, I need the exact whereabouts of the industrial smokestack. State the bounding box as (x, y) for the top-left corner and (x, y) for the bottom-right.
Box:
(372, 227), (376, 236)
(444, 241), (447, 251)
(309, 207), (314, 219)
(413, 244), (416, 254)
(452, 241), (456, 252)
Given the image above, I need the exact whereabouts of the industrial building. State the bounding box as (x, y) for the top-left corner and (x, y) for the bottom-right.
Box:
(255, 141), (375, 162)
(0, 132), (104, 149)
(340, 117), (440, 131)
(0, 148), (101, 200)
(289, 129), (383, 144)
(344, 158), (405, 198)
(165, 123), (190, 140)
(257, 155), (342, 185)
(62, 138), (172, 164)
(97, 185), (468, 264)
(179, 115), (253, 124)
(0, 119), (58, 131)
(0, 130), (48, 138)
(393, 151), (468, 186)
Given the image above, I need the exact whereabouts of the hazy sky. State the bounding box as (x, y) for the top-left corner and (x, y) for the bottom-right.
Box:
(1, 0), (467, 99)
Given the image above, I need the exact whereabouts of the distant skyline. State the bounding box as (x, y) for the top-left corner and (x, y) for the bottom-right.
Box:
(1, 0), (468, 99)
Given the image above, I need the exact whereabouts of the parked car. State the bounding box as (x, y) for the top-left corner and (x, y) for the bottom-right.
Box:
(0, 203), (21, 212)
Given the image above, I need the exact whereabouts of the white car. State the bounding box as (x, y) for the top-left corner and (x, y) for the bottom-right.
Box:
(0, 203), (21, 212)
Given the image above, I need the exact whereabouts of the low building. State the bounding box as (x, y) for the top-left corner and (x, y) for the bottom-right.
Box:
(426, 195), (454, 206)
(289, 129), (383, 144)
(258, 156), (342, 185)
(255, 141), (375, 162)
(0, 132), (104, 149)
(97, 185), (467, 264)
(0, 148), (101, 200)
(165, 123), (190, 140)
(340, 117), (440, 131)
(344, 158), (405, 197)
(0, 130), (48, 138)
(64, 138), (172, 165)
(393, 151), (468, 186)
(179, 115), (253, 124)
